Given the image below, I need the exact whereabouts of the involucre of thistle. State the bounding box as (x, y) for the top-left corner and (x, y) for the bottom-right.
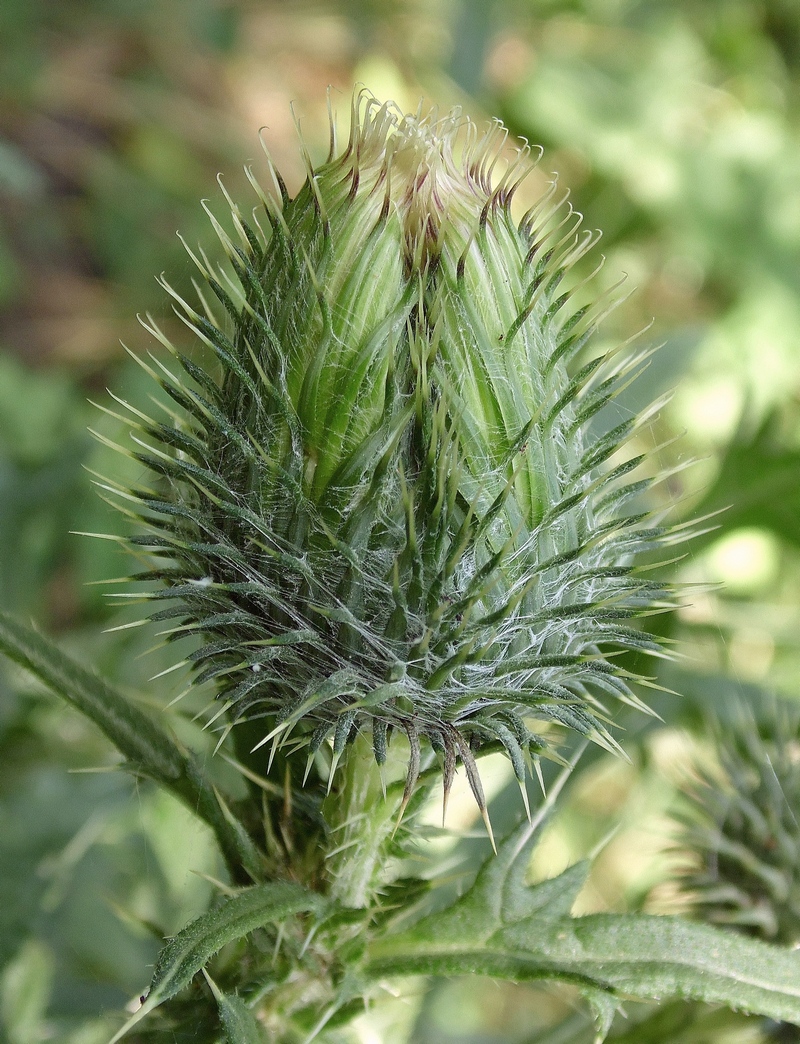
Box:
(674, 701), (800, 947)
(99, 89), (677, 828)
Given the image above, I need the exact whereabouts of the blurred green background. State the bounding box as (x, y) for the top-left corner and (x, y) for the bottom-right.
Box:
(2, 1), (800, 1042)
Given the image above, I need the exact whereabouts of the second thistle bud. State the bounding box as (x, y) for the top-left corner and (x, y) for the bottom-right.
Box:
(111, 90), (674, 831)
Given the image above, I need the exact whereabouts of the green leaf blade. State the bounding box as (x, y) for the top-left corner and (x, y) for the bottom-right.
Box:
(562, 913), (800, 1023)
(147, 881), (324, 1006)
(110, 882), (324, 1043)
(216, 992), (264, 1044)
(204, 972), (264, 1044)
(367, 910), (800, 1027)
(364, 813), (800, 1035)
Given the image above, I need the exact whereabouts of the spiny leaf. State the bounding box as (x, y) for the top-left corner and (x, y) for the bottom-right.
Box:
(364, 810), (800, 1038)
(111, 882), (324, 1043)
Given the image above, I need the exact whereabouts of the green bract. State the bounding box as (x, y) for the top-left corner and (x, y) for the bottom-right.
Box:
(102, 90), (674, 826)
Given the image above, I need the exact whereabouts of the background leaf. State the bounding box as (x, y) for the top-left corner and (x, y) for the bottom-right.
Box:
(690, 410), (800, 555)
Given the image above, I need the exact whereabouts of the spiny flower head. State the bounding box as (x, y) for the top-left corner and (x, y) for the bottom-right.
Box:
(674, 702), (800, 946)
(99, 89), (677, 828)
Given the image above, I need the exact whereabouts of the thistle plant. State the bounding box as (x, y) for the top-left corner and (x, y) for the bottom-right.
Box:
(2, 88), (800, 1044)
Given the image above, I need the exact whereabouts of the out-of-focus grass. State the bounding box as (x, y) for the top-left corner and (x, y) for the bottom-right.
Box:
(1, 2), (799, 1041)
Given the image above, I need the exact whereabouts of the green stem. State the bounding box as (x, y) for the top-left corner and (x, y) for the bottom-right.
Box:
(323, 733), (401, 908)
(0, 610), (261, 885)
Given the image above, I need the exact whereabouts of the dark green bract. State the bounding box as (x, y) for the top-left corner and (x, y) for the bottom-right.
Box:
(104, 90), (675, 821)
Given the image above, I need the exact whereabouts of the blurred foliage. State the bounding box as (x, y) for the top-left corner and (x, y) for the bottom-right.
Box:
(2, 0), (800, 1041)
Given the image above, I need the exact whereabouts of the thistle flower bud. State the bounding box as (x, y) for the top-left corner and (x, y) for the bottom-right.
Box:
(104, 89), (676, 825)
(674, 703), (800, 946)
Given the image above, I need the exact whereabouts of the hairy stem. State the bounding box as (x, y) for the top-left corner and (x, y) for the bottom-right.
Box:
(0, 610), (261, 885)
(323, 733), (403, 908)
